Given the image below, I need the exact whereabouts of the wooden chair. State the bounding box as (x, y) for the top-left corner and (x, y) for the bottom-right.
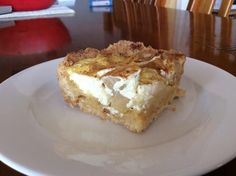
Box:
(154, 0), (177, 9)
(218, 0), (234, 17)
(131, 0), (177, 9)
(187, 0), (216, 15)
(187, 0), (234, 17)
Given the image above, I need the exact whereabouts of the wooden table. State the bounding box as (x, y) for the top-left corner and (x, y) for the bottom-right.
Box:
(0, 1), (235, 175)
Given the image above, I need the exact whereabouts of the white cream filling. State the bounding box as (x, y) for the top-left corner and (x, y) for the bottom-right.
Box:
(69, 69), (164, 113)
(104, 106), (123, 117)
(113, 70), (140, 99)
(96, 68), (114, 77)
(160, 69), (166, 77)
(127, 82), (165, 111)
(69, 73), (113, 106)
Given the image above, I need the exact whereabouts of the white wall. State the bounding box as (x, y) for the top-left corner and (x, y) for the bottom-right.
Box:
(214, 0), (222, 10)
(176, 0), (189, 10)
(57, 0), (76, 7)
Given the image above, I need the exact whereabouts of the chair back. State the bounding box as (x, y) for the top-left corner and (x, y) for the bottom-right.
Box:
(131, 0), (177, 9)
(218, 0), (234, 17)
(187, 0), (216, 15)
(154, 0), (177, 9)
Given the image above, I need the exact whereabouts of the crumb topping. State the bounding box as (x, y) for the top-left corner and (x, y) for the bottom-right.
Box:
(64, 40), (185, 85)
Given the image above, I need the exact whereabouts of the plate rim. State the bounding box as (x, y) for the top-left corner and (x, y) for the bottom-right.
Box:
(0, 57), (236, 176)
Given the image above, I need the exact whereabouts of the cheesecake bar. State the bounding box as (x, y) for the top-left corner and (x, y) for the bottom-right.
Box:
(57, 40), (186, 133)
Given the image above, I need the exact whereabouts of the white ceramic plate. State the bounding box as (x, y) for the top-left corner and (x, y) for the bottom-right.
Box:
(0, 57), (236, 176)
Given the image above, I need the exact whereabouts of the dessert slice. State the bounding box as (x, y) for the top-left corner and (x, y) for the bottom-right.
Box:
(57, 40), (186, 133)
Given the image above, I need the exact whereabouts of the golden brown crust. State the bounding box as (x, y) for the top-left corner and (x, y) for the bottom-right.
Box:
(62, 40), (185, 84)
